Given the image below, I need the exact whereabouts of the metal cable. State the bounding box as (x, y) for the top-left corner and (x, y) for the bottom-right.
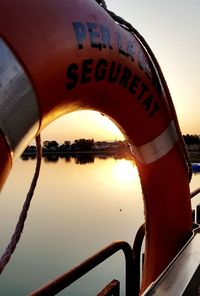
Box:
(0, 134), (42, 273)
(95, 0), (192, 181)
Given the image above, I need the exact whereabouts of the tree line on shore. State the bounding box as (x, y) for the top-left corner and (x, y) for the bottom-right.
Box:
(183, 134), (200, 145)
(22, 139), (129, 154)
(22, 134), (200, 155)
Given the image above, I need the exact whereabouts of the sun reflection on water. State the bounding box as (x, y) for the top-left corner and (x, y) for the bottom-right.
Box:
(112, 159), (138, 184)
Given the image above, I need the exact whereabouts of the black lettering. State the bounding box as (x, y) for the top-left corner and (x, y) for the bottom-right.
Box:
(73, 22), (86, 49)
(155, 82), (162, 97)
(66, 63), (79, 90)
(142, 95), (153, 112)
(81, 59), (93, 84)
(138, 51), (145, 71)
(119, 67), (132, 88)
(151, 70), (157, 86)
(95, 59), (108, 81)
(127, 40), (134, 61)
(145, 63), (151, 80)
(87, 23), (101, 49)
(100, 25), (113, 49)
(137, 83), (148, 100)
(149, 102), (160, 117)
(139, 51), (152, 80)
(108, 61), (122, 83)
(117, 33), (127, 57)
(151, 70), (162, 97)
(129, 75), (141, 95)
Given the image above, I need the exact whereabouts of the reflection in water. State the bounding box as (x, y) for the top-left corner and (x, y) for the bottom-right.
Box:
(44, 155), (59, 162)
(1, 157), (200, 295)
(21, 152), (134, 165)
(74, 153), (95, 164)
(21, 154), (36, 161)
(112, 160), (139, 184)
(0, 157), (141, 296)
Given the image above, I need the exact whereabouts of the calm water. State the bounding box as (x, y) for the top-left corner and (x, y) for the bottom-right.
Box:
(0, 156), (199, 295)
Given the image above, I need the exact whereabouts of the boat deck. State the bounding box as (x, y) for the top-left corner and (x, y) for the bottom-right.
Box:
(143, 228), (200, 295)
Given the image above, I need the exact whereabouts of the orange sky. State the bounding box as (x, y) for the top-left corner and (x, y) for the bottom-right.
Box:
(42, 0), (200, 143)
(42, 111), (125, 143)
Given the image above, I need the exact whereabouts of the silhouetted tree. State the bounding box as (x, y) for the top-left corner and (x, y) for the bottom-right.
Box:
(71, 139), (95, 151)
(43, 140), (59, 151)
(183, 134), (200, 145)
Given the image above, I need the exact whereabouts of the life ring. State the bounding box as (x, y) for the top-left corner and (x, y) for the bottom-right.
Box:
(0, 0), (192, 292)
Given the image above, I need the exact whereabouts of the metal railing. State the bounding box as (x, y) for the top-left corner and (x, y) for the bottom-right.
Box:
(28, 187), (200, 296)
(97, 280), (120, 296)
(191, 186), (200, 224)
(191, 186), (200, 199)
(29, 232), (145, 296)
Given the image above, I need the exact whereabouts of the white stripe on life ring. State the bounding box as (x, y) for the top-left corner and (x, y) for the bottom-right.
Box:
(130, 120), (179, 164)
(0, 38), (40, 159)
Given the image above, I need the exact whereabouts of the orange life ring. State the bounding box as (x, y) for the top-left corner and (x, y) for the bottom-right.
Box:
(0, 0), (192, 292)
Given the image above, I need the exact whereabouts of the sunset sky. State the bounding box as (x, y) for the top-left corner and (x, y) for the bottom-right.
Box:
(42, 0), (200, 143)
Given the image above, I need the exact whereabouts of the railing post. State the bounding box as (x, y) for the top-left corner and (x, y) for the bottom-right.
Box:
(192, 209), (195, 222)
(197, 204), (200, 224)
(29, 241), (135, 296)
(132, 223), (145, 296)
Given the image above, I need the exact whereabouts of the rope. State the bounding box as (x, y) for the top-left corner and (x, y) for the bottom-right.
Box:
(95, 0), (107, 9)
(0, 134), (42, 273)
(191, 187), (200, 199)
(95, 0), (192, 181)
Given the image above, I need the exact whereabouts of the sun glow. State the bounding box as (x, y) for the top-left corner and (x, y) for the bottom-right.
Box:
(96, 113), (124, 139)
(42, 111), (125, 143)
(112, 160), (138, 184)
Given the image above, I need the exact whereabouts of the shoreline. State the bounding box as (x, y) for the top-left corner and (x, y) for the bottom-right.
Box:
(21, 149), (200, 163)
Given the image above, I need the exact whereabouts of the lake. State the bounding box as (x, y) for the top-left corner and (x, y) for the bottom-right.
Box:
(0, 156), (199, 295)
